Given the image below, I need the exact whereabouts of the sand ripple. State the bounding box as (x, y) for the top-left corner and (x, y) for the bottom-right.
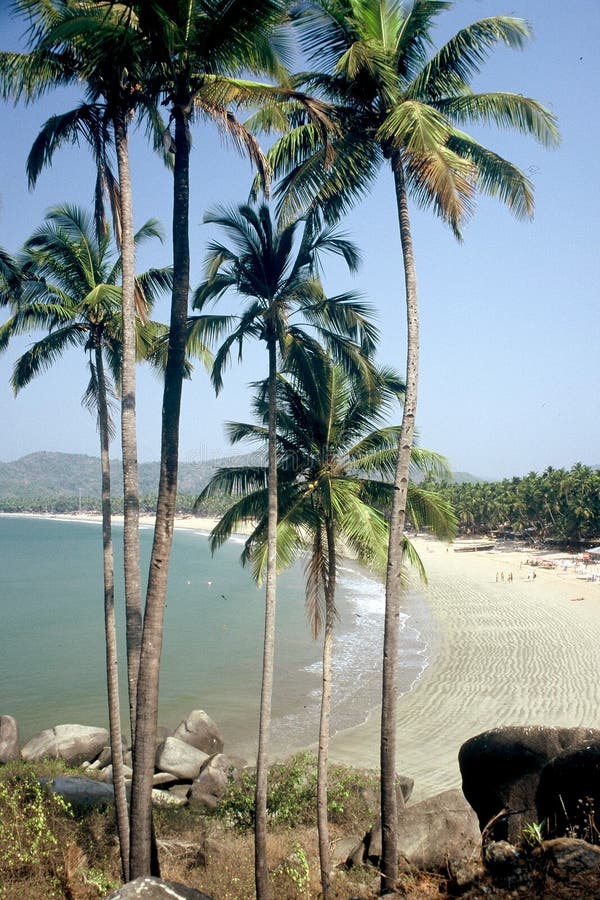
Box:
(330, 540), (600, 801)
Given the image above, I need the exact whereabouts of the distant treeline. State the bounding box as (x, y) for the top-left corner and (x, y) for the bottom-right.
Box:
(429, 464), (600, 545)
(0, 493), (232, 518)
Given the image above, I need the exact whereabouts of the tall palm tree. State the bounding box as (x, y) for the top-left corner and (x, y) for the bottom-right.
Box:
(1, 0), (168, 745)
(193, 201), (377, 897)
(112, 2), (315, 880)
(0, 205), (171, 880)
(198, 352), (456, 896)
(255, 2), (559, 887)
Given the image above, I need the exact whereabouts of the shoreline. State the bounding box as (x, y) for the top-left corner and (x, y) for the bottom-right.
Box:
(330, 536), (600, 801)
(4, 512), (600, 801)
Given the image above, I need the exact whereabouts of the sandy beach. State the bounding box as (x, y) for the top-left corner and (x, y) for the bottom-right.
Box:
(7, 513), (600, 802)
(330, 536), (600, 801)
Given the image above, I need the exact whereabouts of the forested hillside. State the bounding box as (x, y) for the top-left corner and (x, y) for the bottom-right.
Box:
(0, 450), (262, 512)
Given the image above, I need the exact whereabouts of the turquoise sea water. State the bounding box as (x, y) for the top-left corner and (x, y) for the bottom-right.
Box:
(0, 515), (430, 759)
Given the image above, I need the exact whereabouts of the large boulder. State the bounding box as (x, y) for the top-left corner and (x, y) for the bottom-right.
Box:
(105, 876), (212, 899)
(43, 775), (116, 811)
(0, 715), (19, 763)
(366, 788), (480, 872)
(172, 710), (224, 756)
(155, 736), (209, 780)
(536, 742), (600, 838)
(459, 726), (600, 843)
(189, 753), (240, 810)
(21, 724), (109, 767)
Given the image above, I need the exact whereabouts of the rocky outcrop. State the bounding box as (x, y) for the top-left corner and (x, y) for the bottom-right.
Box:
(0, 715), (19, 763)
(536, 741), (600, 838)
(155, 736), (209, 781)
(459, 725), (600, 842)
(43, 775), (116, 811)
(105, 876), (212, 899)
(357, 788), (480, 872)
(21, 724), (109, 767)
(173, 710), (224, 756)
(189, 753), (240, 810)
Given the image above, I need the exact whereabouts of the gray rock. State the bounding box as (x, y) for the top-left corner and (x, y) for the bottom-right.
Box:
(43, 775), (115, 811)
(156, 736), (209, 780)
(22, 724), (109, 767)
(100, 764), (133, 783)
(0, 715), (19, 763)
(189, 753), (241, 810)
(173, 710), (224, 756)
(96, 740), (129, 769)
(534, 837), (600, 875)
(190, 766), (228, 810)
(483, 840), (531, 889)
(459, 725), (600, 842)
(151, 788), (188, 808)
(368, 788), (480, 871)
(105, 875), (212, 899)
(153, 772), (178, 787)
(536, 742), (600, 839)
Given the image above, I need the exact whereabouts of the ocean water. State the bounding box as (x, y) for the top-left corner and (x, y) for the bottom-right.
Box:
(0, 515), (430, 759)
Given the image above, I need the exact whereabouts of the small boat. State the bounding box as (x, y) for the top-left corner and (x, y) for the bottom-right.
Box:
(454, 543), (496, 553)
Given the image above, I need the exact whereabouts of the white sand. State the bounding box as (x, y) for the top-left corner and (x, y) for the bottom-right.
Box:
(329, 537), (600, 801)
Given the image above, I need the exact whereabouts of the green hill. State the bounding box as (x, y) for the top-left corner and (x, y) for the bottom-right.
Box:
(0, 450), (262, 510)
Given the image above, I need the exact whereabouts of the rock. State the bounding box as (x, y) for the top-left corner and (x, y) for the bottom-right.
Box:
(364, 788), (480, 872)
(153, 772), (178, 787)
(459, 725), (600, 842)
(105, 875), (212, 898)
(96, 741), (129, 770)
(533, 837), (600, 875)
(21, 724), (109, 767)
(156, 736), (209, 780)
(43, 775), (115, 811)
(168, 784), (191, 801)
(173, 710), (224, 756)
(189, 753), (240, 810)
(483, 840), (531, 889)
(99, 764), (133, 783)
(536, 742), (600, 839)
(0, 715), (19, 763)
(151, 788), (188, 808)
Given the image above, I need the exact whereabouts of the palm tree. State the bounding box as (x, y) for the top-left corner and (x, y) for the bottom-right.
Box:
(0, 205), (171, 880)
(198, 352), (456, 895)
(255, 2), (559, 887)
(0, 248), (22, 306)
(1, 0), (168, 746)
(193, 200), (377, 897)
(107, 1), (318, 879)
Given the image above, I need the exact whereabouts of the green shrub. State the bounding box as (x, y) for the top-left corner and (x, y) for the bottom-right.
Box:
(217, 753), (379, 832)
(0, 769), (72, 881)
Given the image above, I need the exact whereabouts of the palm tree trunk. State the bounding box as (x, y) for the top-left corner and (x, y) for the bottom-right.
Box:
(95, 338), (130, 881)
(254, 335), (278, 900)
(317, 517), (336, 898)
(114, 111), (143, 745)
(129, 101), (190, 879)
(380, 156), (419, 895)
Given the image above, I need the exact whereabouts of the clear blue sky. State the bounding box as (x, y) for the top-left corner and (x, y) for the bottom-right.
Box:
(1, 0), (598, 480)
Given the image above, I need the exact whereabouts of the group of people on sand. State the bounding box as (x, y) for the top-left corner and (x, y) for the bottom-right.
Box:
(496, 571), (515, 582)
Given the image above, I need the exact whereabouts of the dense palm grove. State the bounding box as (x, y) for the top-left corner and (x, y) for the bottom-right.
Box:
(430, 464), (600, 546)
(0, 1), (560, 897)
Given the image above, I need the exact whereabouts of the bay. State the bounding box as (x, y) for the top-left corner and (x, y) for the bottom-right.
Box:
(0, 515), (430, 759)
